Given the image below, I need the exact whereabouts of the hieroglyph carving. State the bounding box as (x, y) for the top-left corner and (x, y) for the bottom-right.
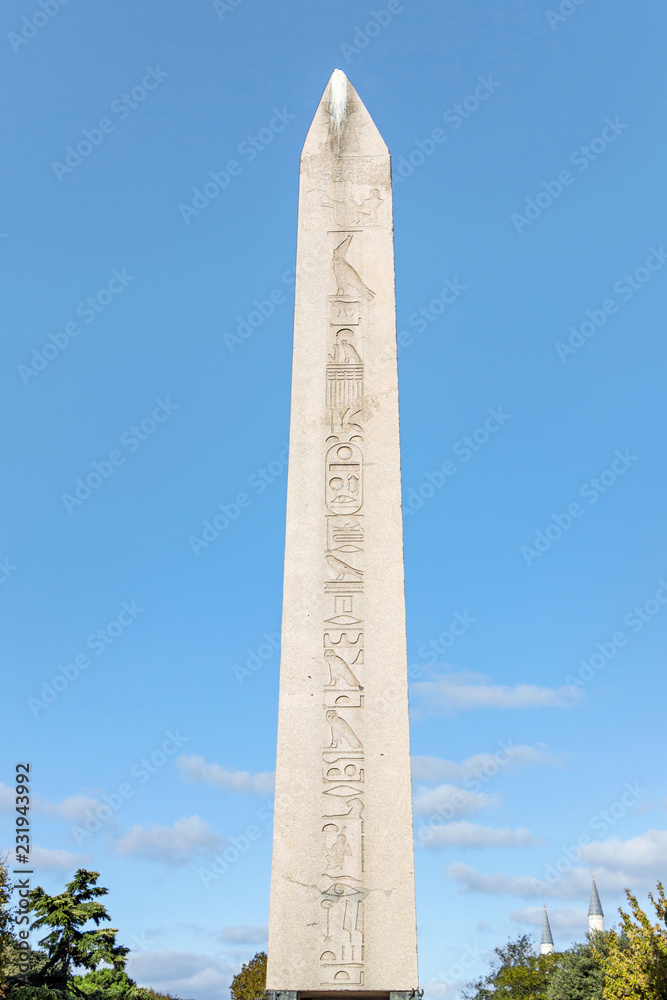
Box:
(319, 229), (376, 987)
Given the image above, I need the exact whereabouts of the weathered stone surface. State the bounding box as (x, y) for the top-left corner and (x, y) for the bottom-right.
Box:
(267, 70), (418, 994)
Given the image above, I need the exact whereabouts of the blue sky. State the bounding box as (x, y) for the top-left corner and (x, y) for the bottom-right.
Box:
(2, 0), (666, 997)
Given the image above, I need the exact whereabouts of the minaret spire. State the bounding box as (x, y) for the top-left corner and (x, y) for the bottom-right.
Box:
(588, 873), (604, 933)
(540, 904), (555, 955)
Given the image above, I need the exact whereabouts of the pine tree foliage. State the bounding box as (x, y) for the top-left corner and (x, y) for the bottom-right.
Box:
(229, 952), (266, 1000)
(28, 871), (128, 990)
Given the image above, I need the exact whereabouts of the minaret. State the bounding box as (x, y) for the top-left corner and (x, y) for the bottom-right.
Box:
(588, 874), (604, 933)
(266, 70), (418, 997)
(540, 905), (555, 955)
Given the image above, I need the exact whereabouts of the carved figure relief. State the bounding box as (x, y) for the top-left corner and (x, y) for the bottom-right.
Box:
(323, 825), (353, 871)
(324, 648), (362, 689)
(357, 188), (383, 226)
(326, 710), (363, 750)
(322, 797), (363, 881)
(324, 643), (363, 707)
(333, 236), (375, 300)
(326, 555), (363, 581)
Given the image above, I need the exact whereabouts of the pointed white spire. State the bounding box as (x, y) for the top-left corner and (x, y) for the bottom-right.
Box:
(540, 904), (555, 955)
(588, 873), (604, 934)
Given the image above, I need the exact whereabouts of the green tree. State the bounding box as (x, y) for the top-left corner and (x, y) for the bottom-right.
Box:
(600, 883), (667, 1000)
(463, 934), (558, 999)
(27, 871), (128, 992)
(72, 967), (181, 1000)
(229, 952), (266, 1000)
(7, 986), (69, 1000)
(2, 940), (49, 989)
(546, 933), (610, 1000)
(73, 969), (136, 1000)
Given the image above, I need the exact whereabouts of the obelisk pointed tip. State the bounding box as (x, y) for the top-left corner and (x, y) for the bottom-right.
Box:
(302, 70), (388, 159)
(327, 70), (349, 142)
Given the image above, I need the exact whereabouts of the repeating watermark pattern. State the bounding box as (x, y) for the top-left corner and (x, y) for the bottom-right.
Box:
(432, 942), (486, 995)
(535, 782), (647, 890)
(416, 739), (518, 846)
(223, 268), (296, 354)
(397, 278), (468, 354)
(197, 770), (328, 892)
(71, 730), (189, 844)
(17, 269), (135, 385)
(566, 580), (667, 690)
(555, 245), (667, 362)
(51, 68), (168, 181)
(232, 631), (281, 684)
(8, 0), (73, 53)
(395, 76), (501, 184)
(222, 257), (322, 354)
(198, 802), (274, 888)
(520, 448), (638, 566)
(213, 0), (244, 21)
(188, 442), (288, 555)
(404, 407), (510, 516)
(340, 0), (410, 62)
(1, 558), (18, 585)
(545, 0), (589, 31)
(178, 108), (296, 224)
(60, 397), (179, 514)
(511, 118), (629, 234)
(27, 601), (145, 716)
(416, 612), (477, 665)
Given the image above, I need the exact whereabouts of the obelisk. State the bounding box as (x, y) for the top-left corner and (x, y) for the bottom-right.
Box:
(267, 70), (418, 998)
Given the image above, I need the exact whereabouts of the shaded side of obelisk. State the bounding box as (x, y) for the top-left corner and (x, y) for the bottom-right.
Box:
(267, 70), (418, 997)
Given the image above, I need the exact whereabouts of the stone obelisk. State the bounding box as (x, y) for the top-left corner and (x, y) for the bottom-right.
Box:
(267, 70), (418, 997)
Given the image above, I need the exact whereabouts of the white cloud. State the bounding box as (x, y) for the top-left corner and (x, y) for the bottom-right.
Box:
(419, 821), (537, 849)
(413, 783), (498, 818)
(412, 669), (583, 713)
(37, 794), (107, 826)
(445, 863), (548, 898)
(116, 815), (225, 866)
(2, 786), (114, 827)
(411, 743), (564, 784)
(127, 950), (237, 1000)
(446, 831), (667, 901)
(177, 755), (275, 795)
(218, 925), (268, 944)
(579, 829), (667, 877)
(0, 783), (14, 811)
(510, 906), (587, 931)
(31, 847), (91, 870)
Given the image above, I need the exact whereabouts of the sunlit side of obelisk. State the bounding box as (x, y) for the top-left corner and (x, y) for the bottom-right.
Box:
(267, 70), (418, 997)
